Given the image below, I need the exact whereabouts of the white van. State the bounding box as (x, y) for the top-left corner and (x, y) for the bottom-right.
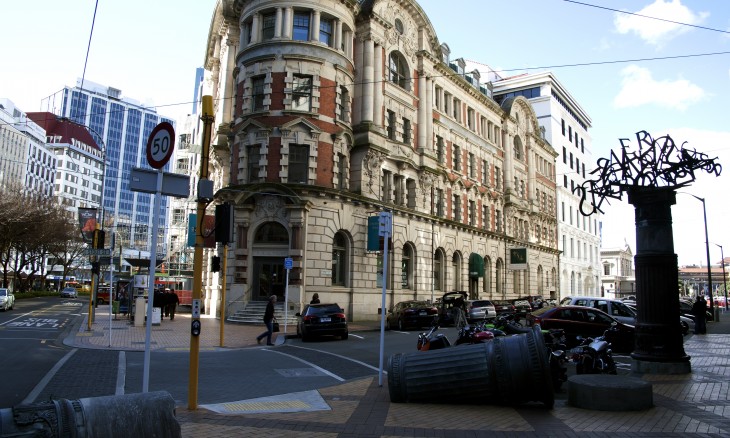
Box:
(559, 296), (636, 325)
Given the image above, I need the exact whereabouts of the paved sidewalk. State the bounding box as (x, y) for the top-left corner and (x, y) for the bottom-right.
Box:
(70, 306), (730, 437)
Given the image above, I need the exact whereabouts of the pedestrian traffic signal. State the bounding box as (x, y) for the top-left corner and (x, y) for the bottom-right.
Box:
(211, 256), (221, 272)
(91, 262), (100, 275)
(93, 229), (105, 249)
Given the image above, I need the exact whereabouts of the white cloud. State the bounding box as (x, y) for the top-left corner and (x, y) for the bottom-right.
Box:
(614, 0), (709, 47)
(613, 65), (705, 110)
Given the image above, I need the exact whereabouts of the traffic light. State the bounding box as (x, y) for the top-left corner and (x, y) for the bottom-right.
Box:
(93, 229), (106, 249)
(215, 203), (233, 243)
(91, 262), (100, 275)
(211, 256), (221, 272)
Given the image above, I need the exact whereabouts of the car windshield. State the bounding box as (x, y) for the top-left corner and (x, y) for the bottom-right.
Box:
(470, 300), (492, 307)
(307, 304), (341, 315)
(0, 289), (7, 297)
(404, 301), (429, 308)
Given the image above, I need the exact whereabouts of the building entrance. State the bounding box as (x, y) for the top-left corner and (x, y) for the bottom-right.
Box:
(253, 258), (285, 301)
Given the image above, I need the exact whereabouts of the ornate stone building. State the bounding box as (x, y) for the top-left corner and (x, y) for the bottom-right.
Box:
(201, 0), (559, 321)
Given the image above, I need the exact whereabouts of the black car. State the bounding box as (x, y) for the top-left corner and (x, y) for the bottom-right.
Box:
(386, 300), (438, 330)
(296, 303), (348, 341)
(492, 300), (516, 316)
(526, 305), (635, 353)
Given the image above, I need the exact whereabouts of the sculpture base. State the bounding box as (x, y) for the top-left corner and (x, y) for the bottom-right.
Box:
(631, 358), (691, 375)
(568, 375), (653, 411)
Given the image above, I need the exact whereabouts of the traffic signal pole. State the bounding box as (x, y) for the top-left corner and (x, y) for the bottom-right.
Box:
(188, 95), (214, 410)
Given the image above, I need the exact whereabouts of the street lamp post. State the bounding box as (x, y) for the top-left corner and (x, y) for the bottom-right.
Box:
(716, 244), (728, 311)
(682, 193), (714, 319)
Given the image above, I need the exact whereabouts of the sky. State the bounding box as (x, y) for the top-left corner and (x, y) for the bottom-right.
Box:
(2, 0), (729, 267)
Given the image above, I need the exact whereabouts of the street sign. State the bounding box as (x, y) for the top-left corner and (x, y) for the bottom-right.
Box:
(284, 257), (293, 270)
(85, 248), (111, 256)
(146, 122), (175, 169)
(130, 167), (190, 198)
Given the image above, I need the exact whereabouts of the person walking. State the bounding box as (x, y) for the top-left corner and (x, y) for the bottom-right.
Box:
(692, 295), (707, 334)
(168, 289), (179, 321)
(310, 293), (320, 304)
(256, 295), (277, 345)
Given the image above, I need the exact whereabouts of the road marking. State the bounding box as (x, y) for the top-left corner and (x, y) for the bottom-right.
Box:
(23, 348), (78, 404)
(200, 390), (330, 414)
(349, 333), (365, 339)
(264, 349), (345, 381)
(285, 344), (382, 373)
(116, 351), (126, 395)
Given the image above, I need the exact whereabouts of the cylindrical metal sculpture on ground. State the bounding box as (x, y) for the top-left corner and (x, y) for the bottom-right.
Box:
(388, 325), (554, 408)
(0, 391), (180, 438)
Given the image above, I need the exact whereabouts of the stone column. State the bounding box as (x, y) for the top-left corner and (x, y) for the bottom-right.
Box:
(373, 43), (383, 127)
(283, 7), (292, 39)
(274, 8), (283, 38)
(503, 130), (513, 194)
(417, 72), (427, 151)
(250, 13), (260, 44)
(334, 19), (342, 51)
(361, 39), (374, 123)
(311, 10), (320, 42)
(628, 187), (690, 374)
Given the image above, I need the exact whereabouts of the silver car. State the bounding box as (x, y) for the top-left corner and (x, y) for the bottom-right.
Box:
(60, 287), (78, 298)
(465, 299), (497, 322)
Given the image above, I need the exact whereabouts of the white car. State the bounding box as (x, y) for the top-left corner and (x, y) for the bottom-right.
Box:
(0, 288), (14, 310)
(60, 287), (78, 298)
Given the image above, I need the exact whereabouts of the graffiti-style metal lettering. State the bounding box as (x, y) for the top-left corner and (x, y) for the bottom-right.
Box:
(578, 130), (722, 216)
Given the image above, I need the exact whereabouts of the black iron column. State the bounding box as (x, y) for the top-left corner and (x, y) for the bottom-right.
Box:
(628, 187), (690, 373)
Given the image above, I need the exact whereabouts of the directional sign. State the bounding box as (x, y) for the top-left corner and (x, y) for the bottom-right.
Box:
(146, 122), (175, 169)
(85, 248), (111, 256)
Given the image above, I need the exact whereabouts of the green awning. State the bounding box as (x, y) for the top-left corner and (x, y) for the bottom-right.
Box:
(469, 253), (485, 278)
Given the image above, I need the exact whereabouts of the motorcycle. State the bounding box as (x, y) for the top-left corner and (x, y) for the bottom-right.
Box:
(416, 323), (494, 351)
(571, 325), (618, 375)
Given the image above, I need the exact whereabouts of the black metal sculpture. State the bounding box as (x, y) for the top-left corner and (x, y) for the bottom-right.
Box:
(577, 130), (721, 373)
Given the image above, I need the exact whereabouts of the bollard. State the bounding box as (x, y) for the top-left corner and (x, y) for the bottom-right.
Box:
(0, 391), (180, 438)
(388, 325), (553, 408)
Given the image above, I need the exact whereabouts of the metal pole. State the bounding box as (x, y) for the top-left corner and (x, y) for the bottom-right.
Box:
(219, 244), (228, 347)
(717, 244), (728, 311)
(697, 196), (715, 317)
(188, 96), (214, 410)
(142, 170), (163, 393)
(682, 193), (715, 318)
(378, 211), (391, 387)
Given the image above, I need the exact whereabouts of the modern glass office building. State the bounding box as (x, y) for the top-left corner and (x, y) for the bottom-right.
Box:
(54, 79), (175, 255)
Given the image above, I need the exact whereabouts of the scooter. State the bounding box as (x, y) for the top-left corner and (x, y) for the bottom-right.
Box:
(571, 326), (618, 375)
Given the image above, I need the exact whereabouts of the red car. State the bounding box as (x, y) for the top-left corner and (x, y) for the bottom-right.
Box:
(387, 300), (439, 330)
(526, 305), (635, 353)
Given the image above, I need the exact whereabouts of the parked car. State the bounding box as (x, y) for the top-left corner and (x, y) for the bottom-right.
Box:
(526, 305), (635, 353)
(0, 288), (15, 311)
(517, 295), (545, 310)
(492, 300), (516, 316)
(438, 291), (468, 326)
(60, 287), (78, 298)
(623, 303), (694, 335)
(512, 300), (532, 318)
(559, 296), (637, 325)
(465, 299), (497, 322)
(296, 303), (348, 341)
(387, 300), (438, 330)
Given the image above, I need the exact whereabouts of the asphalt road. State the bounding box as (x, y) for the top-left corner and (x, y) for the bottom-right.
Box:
(0, 296), (81, 406)
(1, 301), (636, 409)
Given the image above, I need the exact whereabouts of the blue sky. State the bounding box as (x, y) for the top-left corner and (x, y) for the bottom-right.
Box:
(2, 0), (728, 267)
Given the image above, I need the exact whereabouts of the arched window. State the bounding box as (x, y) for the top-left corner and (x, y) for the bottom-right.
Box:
(496, 258), (503, 295)
(332, 232), (348, 286)
(452, 252), (462, 291)
(537, 265), (544, 294)
(483, 256), (492, 296)
(402, 243), (415, 289)
(254, 222), (289, 243)
(389, 52), (409, 90)
(434, 249), (445, 291)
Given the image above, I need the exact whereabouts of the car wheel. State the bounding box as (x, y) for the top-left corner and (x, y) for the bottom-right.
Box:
(341, 331), (349, 340)
(680, 321), (689, 335)
(398, 319), (405, 331)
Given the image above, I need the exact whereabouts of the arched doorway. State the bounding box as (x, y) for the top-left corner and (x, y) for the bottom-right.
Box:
(252, 222), (290, 301)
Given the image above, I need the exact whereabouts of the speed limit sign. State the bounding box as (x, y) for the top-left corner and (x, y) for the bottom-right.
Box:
(146, 122), (175, 169)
